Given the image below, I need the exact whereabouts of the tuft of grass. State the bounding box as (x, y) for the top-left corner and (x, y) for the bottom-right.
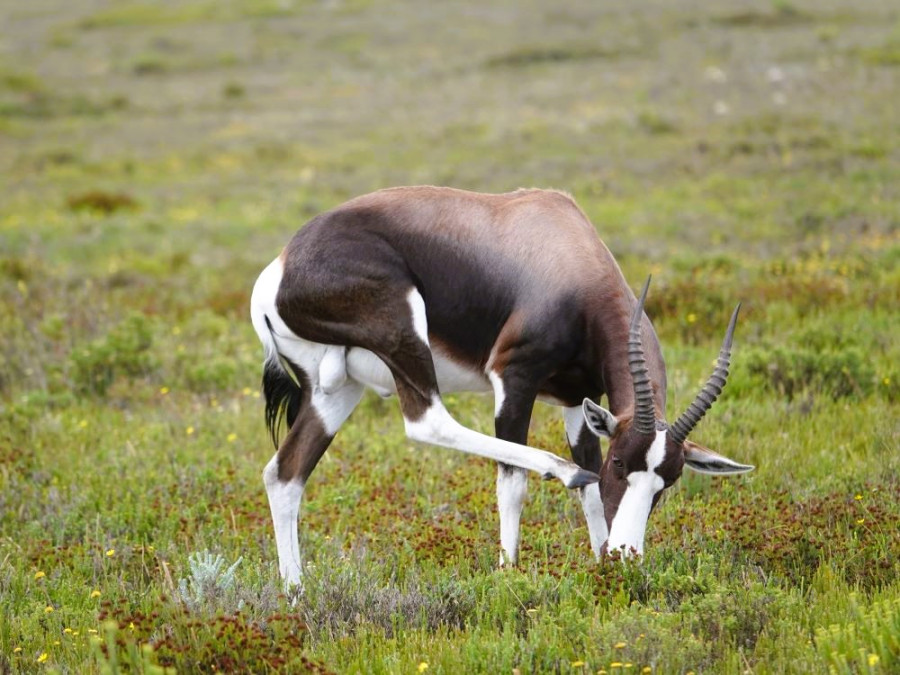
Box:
(66, 190), (140, 214)
(711, 2), (813, 28)
(485, 43), (646, 68)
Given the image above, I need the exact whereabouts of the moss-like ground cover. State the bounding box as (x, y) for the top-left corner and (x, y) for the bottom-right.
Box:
(1, 0), (898, 672)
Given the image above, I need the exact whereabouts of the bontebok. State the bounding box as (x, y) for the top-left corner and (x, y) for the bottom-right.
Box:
(250, 186), (753, 587)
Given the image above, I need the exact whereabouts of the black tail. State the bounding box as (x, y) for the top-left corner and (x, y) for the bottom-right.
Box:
(261, 319), (302, 449)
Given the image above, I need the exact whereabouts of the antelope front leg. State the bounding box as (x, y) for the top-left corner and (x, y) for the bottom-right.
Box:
(404, 399), (598, 488)
(496, 464), (528, 565)
(564, 406), (608, 558)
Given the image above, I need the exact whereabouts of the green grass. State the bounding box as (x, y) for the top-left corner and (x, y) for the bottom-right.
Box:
(1, 0), (898, 672)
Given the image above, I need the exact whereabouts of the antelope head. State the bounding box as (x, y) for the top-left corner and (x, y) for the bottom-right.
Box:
(582, 278), (753, 557)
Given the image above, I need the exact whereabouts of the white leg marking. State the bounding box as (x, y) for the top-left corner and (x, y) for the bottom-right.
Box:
(490, 370), (526, 565)
(579, 484), (608, 558)
(404, 397), (591, 487)
(263, 456), (304, 588)
(488, 370), (505, 417)
(563, 406), (609, 558)
(497, 465), (528, 565)
(407, 288), (429, 345)
(606, 430), (666, 556)
(562, 405), (586, 447)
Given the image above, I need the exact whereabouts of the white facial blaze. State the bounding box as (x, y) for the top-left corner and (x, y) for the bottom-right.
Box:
(606, 430), (667, 557)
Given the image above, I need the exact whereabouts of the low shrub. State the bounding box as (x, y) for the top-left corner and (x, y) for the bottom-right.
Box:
(69, 313), (157, 396)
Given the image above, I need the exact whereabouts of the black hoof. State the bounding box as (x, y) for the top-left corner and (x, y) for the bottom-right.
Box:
(566, 468), (601, 489)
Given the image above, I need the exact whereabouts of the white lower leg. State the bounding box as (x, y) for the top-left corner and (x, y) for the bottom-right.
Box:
(263, 455), (304, 588)
(579, 483), (608, 559)
(564, 405), (609, 557)
(496, 465), (528, 565)
(405, 398), (597, 488)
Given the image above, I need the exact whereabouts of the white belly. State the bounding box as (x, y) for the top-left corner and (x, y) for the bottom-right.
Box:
(346, 346), (490, 397)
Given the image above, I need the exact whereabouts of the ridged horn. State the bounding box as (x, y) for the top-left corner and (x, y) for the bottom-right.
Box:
(628, 276), (656, 435)
(669, 303), (741, 445)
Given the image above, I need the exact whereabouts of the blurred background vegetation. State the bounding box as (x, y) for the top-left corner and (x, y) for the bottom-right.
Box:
(0, 0), (898, 672)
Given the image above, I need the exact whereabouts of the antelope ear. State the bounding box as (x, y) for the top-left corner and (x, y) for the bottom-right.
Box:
(682, 440), (755, 475)
(582, 398), (618, 439)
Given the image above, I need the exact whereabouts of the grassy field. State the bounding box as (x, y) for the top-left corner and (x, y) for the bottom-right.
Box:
(1, 0), (899, 672)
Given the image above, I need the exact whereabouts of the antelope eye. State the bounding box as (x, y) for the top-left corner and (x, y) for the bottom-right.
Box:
(611, 456), (624, 470)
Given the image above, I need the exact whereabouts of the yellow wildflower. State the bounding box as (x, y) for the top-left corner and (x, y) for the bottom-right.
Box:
(129, 622), (135, 630)
(13, 647), (22, 653)
(34, 571), (45, 580)
(37, 653), (48, 663)
(79, 419), (88, 428)
(686, 313), (697, 324)
(44, 605), (54, 613)
(857, 518), (865, 524)
(88, 629), (98, 634)
(242, 387), (252, 396)
(614, 642), (627, 649)
(571, 662), (585, 668)
(90, 589), (101, 598)
(64, 628), (73, 634)
(868, 654), (879, 667)
(227, 433), (237, 442)
(854, 494), (863, 501)
(417, 663), (429, 673)
(106, 549), (115, 557)
(642, 668), (652, 674)
(611, 664), (623, 669)
(186, 426), (195, 435)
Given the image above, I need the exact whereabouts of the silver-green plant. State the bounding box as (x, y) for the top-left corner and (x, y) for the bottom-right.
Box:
(177, 550), (244, 613)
